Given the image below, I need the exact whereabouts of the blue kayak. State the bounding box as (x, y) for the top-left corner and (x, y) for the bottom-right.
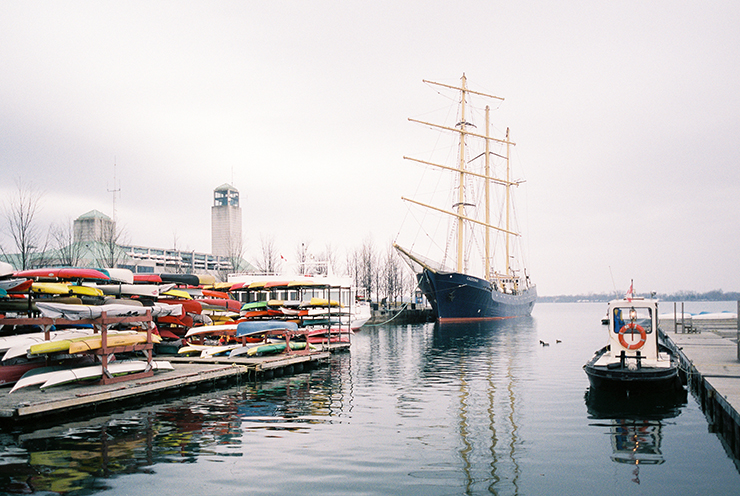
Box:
(236, 320), (299, 337)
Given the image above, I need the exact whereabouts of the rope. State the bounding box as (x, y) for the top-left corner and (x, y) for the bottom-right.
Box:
(364, 302), (412, 327)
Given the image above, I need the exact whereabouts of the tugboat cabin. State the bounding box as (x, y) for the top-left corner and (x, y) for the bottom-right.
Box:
(608, 298), (658, 362)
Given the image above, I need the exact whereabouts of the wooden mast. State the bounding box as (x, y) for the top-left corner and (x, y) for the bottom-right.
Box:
(484, 106), (491, 280)
(456, 74), (468, 273)
(403, 75), (522, 276)
(505, 127), (511, 275)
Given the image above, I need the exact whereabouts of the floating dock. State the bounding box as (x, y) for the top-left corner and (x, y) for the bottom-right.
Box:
(0, 343), (348, 424)
(661, 307), (740, 462)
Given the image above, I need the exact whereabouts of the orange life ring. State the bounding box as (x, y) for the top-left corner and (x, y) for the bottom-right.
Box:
(618, 323), (646, 350)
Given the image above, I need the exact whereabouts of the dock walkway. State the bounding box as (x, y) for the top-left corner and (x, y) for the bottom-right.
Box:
(661, 314), (740, 460)
(0, 344), (348, 423)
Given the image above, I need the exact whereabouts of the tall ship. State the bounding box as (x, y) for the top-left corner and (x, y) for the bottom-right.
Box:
(394, 74), (536, 322)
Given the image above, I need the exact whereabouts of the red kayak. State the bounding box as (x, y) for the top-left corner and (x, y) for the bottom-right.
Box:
(0, 278), (33, 293)
(14, 268), (110, 281)
(134, 274), (163, 284)
(196, 298), (241, 313)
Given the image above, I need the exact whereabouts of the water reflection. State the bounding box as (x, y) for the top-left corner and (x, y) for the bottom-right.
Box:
(585, 387), (688, 484)
(432, 318), (535, 495)
(0, 360), (349, 494)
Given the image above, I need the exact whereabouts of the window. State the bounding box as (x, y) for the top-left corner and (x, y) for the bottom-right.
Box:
(613, 306), (653, 334)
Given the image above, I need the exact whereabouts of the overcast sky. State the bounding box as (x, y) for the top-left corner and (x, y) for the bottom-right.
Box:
(1, 1), (739, 296)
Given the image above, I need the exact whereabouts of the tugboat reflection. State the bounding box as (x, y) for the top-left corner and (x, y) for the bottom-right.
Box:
(585, 387), (687, 484)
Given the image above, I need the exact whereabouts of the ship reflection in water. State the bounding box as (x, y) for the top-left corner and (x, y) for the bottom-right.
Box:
(585, 387), (688, 484)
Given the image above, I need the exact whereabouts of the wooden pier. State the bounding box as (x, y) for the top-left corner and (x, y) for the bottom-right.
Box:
(0, 343), (348, 424)
(661, 306), (740, 461)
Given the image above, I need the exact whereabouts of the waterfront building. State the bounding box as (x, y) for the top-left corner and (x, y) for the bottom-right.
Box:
(1, 185), (254, 277)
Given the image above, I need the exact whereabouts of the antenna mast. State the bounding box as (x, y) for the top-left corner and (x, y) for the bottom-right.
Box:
(107, 159), (121, 224)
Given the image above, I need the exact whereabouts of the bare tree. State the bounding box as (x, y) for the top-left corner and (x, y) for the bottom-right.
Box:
(360, 236), (377, 305)
(256, 234), (281, 274)
(50, 218), (85, 267)
(1, 178), (49, 269)
(294, 240), (310, 275)
(218, 233), (247, 281)
(93, 220), (128, 268)
(383, 241), (405, 307)
(314, 242), (338, 275)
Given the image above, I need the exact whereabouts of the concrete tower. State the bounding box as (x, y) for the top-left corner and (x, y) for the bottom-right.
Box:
(211, 183), (242, 258)
(74, 210), (114, 243)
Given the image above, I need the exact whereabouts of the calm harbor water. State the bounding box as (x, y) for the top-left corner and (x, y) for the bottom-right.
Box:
(1, 301), (740, 495)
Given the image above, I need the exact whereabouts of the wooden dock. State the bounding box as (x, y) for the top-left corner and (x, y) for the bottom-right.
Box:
(661, 310), (740, 460)
(0, 343), (348, 424)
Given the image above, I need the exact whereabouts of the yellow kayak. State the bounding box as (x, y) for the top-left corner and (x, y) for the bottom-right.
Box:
(31, 282), (73, 295)
(160, 289), (192, 299)
(31, 282), (104, 296)
(68, 333), (161, 354)
(305, 297), (342, 307)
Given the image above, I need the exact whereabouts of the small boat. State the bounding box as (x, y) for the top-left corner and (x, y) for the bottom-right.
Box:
(584, 296), (682, 392)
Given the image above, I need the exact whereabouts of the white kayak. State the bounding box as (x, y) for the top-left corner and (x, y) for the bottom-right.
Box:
(34, 302), (180, 320)
(184, 323), (239, 338)
(38, 360), (174, 391)
(2, 328), (98, 361)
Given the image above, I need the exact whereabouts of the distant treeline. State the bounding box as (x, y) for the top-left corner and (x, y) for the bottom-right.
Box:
(539, 290), (740, 303)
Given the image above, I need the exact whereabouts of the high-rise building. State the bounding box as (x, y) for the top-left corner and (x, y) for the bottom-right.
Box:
(211, 183), (242, 258)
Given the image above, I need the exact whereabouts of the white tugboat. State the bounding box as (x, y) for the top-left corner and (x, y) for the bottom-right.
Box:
(584, 291), (682, 392)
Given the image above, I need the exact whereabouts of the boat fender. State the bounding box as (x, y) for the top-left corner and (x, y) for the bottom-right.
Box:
(618, 323), (646, 350)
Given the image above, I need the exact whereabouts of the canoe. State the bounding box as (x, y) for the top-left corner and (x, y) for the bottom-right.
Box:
(67, 332), (161, 354)
(0, 261), (13, 278)
(228, 341), (282, 358)
(35, 302), (153, 320)
(160, 289), (192, 299)
(14, 268), (111, 281)
(93, 284), (160, 297)
(301, 297), (341, 307)
(246, 342), (309, 357)
(184, 323), (239, 338)
(157, 299), (202, 314)
(96, 268), (134, 284)
(197, 298), (241, 313)
(133, 274), (162, 284)
(31, 282), (74, 295)
(1, 355), (95, 388)
(39, 360), (174, 390)
(0, 278), (33, 293)
(242, 301), (268, 310)
(236, 320), (299, 337)
(243, 310), (284, 319)
(200, 344), (243, 358)
(27, 330), (138, 355)
(10, 359), (97, 393)
(177, 344), (211, 355)
(158, 273), (200, 286)
(5, 329), (98, 359)
(201, 289), (230, 299)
